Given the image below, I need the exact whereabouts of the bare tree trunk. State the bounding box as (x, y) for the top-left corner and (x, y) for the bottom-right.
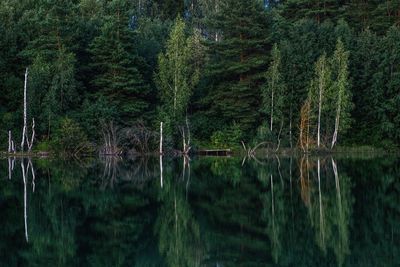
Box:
(182, 126), (186, 153)
(28, 118), (35, 152)
(270, 84), (274, 132)
(331, 99), (341, 149)
(21, 68), (29, 152)
(159, 122), (163, 155)
(289, 109), (293, 149)
(8, 131), (12, 153)
(181, 115), (191, 155)
(275, 120), (283, 152)
(186, 114), (191, 151)
(317, 82), (322, 148)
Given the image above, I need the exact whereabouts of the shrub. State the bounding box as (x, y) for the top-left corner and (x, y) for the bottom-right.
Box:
(52, 118), (93, 155)
(210, 123), (243, 149)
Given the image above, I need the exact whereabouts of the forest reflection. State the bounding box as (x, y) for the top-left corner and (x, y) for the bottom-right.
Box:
(0, 155), (399, 266)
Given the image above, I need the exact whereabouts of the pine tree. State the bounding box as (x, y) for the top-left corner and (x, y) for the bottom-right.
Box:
(379, 26), (400, 145)
(89, 0), (150, 124)
(19, 0), (80, 137)
(350, 29), (381, 144)
(204, 0), (270, 135)
(280, 0), (344, 23)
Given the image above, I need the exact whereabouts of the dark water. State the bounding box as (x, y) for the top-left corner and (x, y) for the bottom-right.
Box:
(0, 155), (399, 267)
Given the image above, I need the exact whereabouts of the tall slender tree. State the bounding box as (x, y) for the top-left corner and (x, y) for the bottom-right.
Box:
(155, 17), (203, 148)
(263, 44), (286, 133)
(330, 39), (352, 148)
(308, 53), (331, 148)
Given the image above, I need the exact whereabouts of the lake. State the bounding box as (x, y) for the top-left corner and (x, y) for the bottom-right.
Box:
(0, 155), (399, 266)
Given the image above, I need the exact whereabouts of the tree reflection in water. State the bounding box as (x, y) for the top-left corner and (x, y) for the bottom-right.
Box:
(0, 156), (398, 266)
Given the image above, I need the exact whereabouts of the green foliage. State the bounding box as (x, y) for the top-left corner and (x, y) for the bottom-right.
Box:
(0, 0), (399, 151)
(330, 39), (352, 135)
(262, 44), (286, 131)
(156, 17), (202, 121)
(52, 118), (92, 155)
(202, 0), (270, 134)
(89, 1), (151, 124)
(210, 123), (243, 149)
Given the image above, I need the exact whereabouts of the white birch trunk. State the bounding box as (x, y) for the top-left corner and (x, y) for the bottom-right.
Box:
(289, 110), (293, 149)
(21, 68), (28, 152)
(182, 126), (186, 153)
(275, 120), (283, 152)
(331, 96), (341, 149)
(185, 114), (191, 154)
(317, 82), (322, 148)
(8, 131), (12, 153)
(28, 118), (35, 152)
(159, 122), (163, 155)
(270, 84), (274, 132)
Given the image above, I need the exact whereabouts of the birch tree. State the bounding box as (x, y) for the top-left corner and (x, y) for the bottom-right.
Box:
(331, 39), (351, 149)
(155, 17), (203, 151)
(308, 54), (331, 148)
(263, 44), (286, 133)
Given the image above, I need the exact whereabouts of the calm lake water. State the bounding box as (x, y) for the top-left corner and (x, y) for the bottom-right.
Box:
(0, 155), (399, 266)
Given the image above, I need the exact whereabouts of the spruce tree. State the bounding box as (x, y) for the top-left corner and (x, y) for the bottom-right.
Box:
(350, 29), (381, 144)
(89, 0), (150, 124)
(379, 26), (400, 145)
(280, 0), (343, 23)
(204, 0), (270, 134)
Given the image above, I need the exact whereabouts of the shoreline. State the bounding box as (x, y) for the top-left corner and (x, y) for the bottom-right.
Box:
(0, 145), (398, 159)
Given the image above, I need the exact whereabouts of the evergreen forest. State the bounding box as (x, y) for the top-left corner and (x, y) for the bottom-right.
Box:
(1, 0), (400, 154)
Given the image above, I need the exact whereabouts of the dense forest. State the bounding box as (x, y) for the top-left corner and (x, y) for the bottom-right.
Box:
(1, 0), (399, 153)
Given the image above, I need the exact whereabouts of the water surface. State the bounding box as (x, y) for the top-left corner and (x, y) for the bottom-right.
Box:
(0, 155), (399, 266)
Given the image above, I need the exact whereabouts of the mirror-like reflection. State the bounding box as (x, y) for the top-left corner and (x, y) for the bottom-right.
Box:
(0, 155), (399, 266)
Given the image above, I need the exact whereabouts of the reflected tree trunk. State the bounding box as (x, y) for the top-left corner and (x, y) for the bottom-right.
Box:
(160, 154), (163, 188)
(21, 160), (29, 242)
(160, 121), (163, 155)
(8, 157), (15, 180)
(317, 158), (325, 248)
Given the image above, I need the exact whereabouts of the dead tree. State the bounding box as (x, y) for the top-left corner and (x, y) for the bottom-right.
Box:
(8, 131), (16, 153)
(180, 115), (191, 155)
(100, 121), (121, 155)
(8, 131), (12, 153)
(299, 100), (311, 153)
(21, 68), (28, 152)
(20, 68), (35, 153)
